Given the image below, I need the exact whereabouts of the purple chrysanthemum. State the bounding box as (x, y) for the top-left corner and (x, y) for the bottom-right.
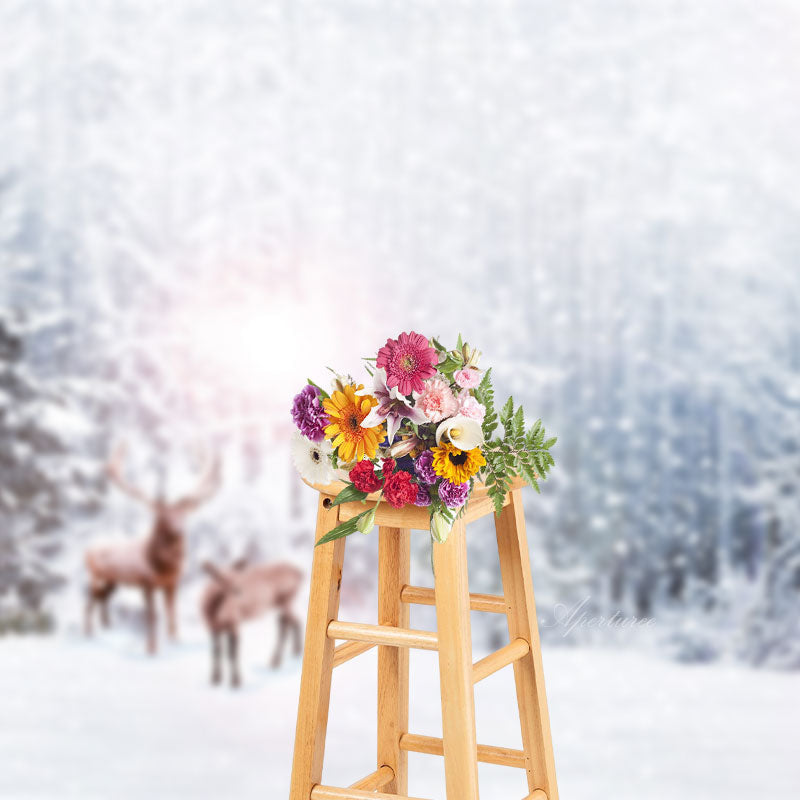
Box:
(414, 450), (437, 485)
(291, 384), (329, 442)
(413, 484), (432, 507)
(438, 479), (470, 509)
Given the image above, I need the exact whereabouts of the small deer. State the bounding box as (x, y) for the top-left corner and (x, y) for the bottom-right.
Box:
(85, 445), (220, 654)
(200, 560), (303, 687)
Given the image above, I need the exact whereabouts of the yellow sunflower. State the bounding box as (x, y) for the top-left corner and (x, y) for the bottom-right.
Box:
(431, 442), (486, 484)
(323, 384), (384, 462)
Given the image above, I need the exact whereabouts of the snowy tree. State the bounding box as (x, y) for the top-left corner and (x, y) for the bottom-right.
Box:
(0, 312), (99, 630)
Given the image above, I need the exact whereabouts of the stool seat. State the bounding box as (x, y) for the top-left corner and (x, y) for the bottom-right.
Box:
(302, 475), (527, 503)
(289, 481), (559, 800)
(301, 476), (527, 530)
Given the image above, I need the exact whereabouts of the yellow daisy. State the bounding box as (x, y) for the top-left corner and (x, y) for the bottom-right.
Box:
(323, 384), (384, 462)
(431, 442), (486, 484)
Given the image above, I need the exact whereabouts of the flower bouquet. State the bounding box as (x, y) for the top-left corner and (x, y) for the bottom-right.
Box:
(290, 332), (556, 546)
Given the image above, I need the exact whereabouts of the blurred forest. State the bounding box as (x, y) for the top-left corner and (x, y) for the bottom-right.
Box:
(1, 0), (799, 668)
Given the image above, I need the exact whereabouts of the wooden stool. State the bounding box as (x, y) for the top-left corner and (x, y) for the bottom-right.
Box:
(289, 477), (558, 800)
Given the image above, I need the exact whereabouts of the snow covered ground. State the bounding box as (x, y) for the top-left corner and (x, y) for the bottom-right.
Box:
(1, 624), (797, 800)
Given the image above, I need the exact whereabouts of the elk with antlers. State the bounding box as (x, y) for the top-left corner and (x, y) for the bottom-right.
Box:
(200, 560), (303, 687)
(84, 445), (220, 654)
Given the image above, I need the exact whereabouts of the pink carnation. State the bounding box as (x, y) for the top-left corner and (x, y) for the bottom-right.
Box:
(416, 377), (458, 422)
(454, 368), (481, 389)
(457, 393), (486, 423)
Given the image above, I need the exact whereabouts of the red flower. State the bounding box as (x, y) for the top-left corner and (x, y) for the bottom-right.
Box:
(381, 458), (396, 478)
(383, 470), (418, 509)
(349, 459), (383, 493)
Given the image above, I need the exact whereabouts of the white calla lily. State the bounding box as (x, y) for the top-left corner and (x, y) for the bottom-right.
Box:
(435, 415), (484, 451)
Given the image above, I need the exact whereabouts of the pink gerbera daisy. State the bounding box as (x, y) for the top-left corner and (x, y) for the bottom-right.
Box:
(376, 331), (438, 395)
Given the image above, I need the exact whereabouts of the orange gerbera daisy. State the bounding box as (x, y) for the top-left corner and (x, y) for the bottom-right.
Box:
(323, 384), (384, 462)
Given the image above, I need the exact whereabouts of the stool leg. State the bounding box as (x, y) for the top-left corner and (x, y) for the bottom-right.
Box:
(433, 518), (480, 800)
(495, 490), (559, 800)
(377, 526), (410, 794)
(289, 496), (346, 800)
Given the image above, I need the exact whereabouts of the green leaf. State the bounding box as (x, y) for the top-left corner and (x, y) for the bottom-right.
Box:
(501, 396), (514, 424)
(490, 485), (505, 516)
(513, 405), (525, 437)
(307, 378), (330, 399)
(543, 437), (558, 449)
(316, 508), (376, 545)
(331, 484), (370, 506)
(519, 461), (536, 487)
(438, 356), (462, 376)
(475, 368), (492, 397)
(474, 368), (499, 440)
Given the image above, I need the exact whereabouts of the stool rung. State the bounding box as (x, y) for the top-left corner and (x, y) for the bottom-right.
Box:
(472, 637), (530, 683)
(400, 584), (507, 614)
(523, 791), (548, 800)
(348, 765), (394, 790)
(332, 640), (376, 668)
(311, 786), (431, 800)
(399, 733), (526, 768)
(327, 621), (438, 651)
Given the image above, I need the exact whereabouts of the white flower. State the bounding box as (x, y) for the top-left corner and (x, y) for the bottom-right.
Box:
(291, 430), (334, 485)
(435, 415), (484, 451)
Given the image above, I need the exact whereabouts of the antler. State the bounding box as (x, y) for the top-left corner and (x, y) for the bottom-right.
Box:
(106, 443), (157, 508)
(170, 445), (222, 514)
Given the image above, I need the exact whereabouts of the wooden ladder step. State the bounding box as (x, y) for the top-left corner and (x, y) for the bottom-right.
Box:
(400, 584), (507, 614)
(348, 765), (394, 791)
(523, 791), (548, 800)
(332, 640), (376, 668)
(327, 621), (438, 651)
(311, 786), (431, 800)
(399, 733), (526, 769)
(472, 637), (530, 683)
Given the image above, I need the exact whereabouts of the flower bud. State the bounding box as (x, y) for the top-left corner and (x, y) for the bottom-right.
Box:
(464, 345), (482, 368)
(356, 507), (377, 535)
(430, 511), (453, 544)
(330, 373), (350, 394)
(389, 435), (420, 458)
